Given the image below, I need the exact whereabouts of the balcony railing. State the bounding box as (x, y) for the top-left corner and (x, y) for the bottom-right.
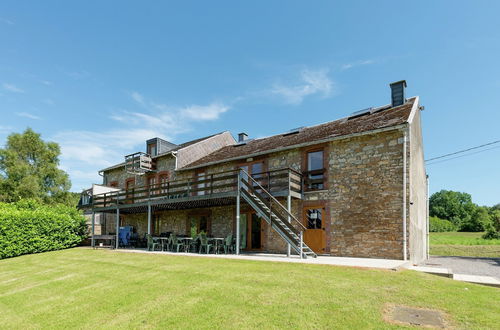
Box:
(91, 167), (303, 209)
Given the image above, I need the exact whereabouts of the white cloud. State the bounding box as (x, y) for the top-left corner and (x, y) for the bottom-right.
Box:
(41, 80), (52, 86)
(56, 92), (231, 192)
(341, 59), (375, 71)
(131, 91), (145, 105)
(182, 102), (229, 121)
(3, 83), (25, 93)
(271, 69), (333, 105)
(16, 112), (40, 120)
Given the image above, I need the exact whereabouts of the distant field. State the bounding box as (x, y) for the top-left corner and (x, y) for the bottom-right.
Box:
(430, 232), (500, 258)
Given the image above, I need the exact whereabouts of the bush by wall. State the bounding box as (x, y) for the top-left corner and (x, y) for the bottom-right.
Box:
(0, 200), (86, 259)
(429, 216), (456, 232)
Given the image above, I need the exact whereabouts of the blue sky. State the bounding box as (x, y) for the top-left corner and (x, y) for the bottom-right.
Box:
(1, 1), (499, 206)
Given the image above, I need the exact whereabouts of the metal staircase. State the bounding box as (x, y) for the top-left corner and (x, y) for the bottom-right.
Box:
(238, 170), (317, 259)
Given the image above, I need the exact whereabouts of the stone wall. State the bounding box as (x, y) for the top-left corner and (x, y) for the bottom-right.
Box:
(327, 130), (406, 259)
(98, 125), (425, 260)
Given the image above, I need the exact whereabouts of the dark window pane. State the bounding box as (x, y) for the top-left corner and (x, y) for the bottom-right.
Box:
(306, 209), (322, 229)
(307, 151), (324, 190)
(199, 216), (208, 233)
(308, 151), (323, 171)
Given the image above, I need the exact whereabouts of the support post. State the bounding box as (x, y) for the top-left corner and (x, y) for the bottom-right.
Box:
(426, 174), (430, 260)
(300, 231), (304, 259)
(287, 194), (291, 258)
(91, 211), (95, 248)
(147, 202), (152, 236)
(236, 171), (241, 255)
(115, 207), (120, 249)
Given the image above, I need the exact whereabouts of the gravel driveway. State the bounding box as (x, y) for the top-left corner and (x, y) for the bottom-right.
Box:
(420, 256), (500, 279)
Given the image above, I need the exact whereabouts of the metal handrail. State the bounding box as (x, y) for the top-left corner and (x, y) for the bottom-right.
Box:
(238, 168), (306, 231)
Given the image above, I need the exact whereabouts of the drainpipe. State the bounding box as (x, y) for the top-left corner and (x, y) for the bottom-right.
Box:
(402, 129), (408, 261)
(426, 174), (430, 259)
(172, 151), (178, 170)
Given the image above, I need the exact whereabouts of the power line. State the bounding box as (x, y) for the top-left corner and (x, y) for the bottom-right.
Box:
(425, 139), (500, 162)
(426, 145), (500, 166)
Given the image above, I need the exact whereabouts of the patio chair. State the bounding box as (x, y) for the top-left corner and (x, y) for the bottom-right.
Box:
(146, 234), (160, 251)
(199, 234), (213, 254)
(223, 234), (234, 254)
(170, 234), (185, 252)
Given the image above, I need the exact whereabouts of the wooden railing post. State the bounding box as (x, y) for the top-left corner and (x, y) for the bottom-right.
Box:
(267, 171), (271, 192)
(103, 193), (107, 208)
(210, 174), (214, 194)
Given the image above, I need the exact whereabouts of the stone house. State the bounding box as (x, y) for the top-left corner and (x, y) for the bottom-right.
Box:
(80, 80), (427, 263)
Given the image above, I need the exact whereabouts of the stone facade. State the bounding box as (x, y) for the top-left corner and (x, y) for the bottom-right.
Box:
(96, 109), (426, 262)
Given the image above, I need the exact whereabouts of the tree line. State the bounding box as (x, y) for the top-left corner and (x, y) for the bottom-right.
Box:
(429, 190), (500, 239)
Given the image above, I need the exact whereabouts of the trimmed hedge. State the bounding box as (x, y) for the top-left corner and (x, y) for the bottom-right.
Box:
(0, 200), (86, 259)
(429, 216), (456, 232)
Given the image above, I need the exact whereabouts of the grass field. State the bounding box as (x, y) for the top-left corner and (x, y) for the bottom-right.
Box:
(430, 232), (500, 257)
(1, 248), (499, 329)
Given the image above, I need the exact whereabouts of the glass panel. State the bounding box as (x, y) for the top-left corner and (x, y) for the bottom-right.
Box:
(239, 214), (247, 249)
(307, 150), (324, 190)
(308, 151), (323, 171)
(153, 215), (161, 235)
(239, 165), (249, 190)
(190, 216), (209, 237)
(251, 213), (261, 249)
(159, 175), (168, 194)
(197, 172), (205, 196)
(148, 177), (157, 195)
(199, 216), (208, 233)
(148, 144), (157, 156)
(306, 208), (322, 229)
(251, 162), (264, 188)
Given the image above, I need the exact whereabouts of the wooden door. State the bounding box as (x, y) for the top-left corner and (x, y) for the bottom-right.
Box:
(303, 207), (326, 254)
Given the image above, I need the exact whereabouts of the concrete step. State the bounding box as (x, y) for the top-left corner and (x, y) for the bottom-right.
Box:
(453, 274), (500, 288)
(408, 266), (452, 278)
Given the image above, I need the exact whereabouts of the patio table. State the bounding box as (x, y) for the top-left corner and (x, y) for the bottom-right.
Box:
(180, 237), (194, 252)
(210, 237), (225, 254)
(152, 237), (168, 251)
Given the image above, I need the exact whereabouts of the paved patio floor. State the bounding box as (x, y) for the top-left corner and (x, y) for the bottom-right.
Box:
(110, 248), (409, 270)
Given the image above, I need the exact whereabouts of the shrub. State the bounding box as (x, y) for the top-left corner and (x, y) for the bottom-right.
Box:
(429, 216), (456, 232)
(0, 199), (86, 259)
(482, 210), (500, 239)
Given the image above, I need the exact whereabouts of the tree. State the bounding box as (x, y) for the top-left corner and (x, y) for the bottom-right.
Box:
(0, 128), (72, 204)
(483, 209), (500, 239)
(463, 206), (491, 232)
(429, 190), (477, 228)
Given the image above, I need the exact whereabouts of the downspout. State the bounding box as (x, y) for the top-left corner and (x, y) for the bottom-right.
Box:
(426, 174), (430, 259)
(172, 151), (178, 170)
(402, 129), (408, 261)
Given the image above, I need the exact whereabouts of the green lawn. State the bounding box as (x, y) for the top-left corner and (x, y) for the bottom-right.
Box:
(1, 248), (499, 329)
(430, 232), (500, 257)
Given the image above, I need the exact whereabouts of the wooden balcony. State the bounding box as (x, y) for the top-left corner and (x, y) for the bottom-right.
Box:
(90, 168), (303, 214)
